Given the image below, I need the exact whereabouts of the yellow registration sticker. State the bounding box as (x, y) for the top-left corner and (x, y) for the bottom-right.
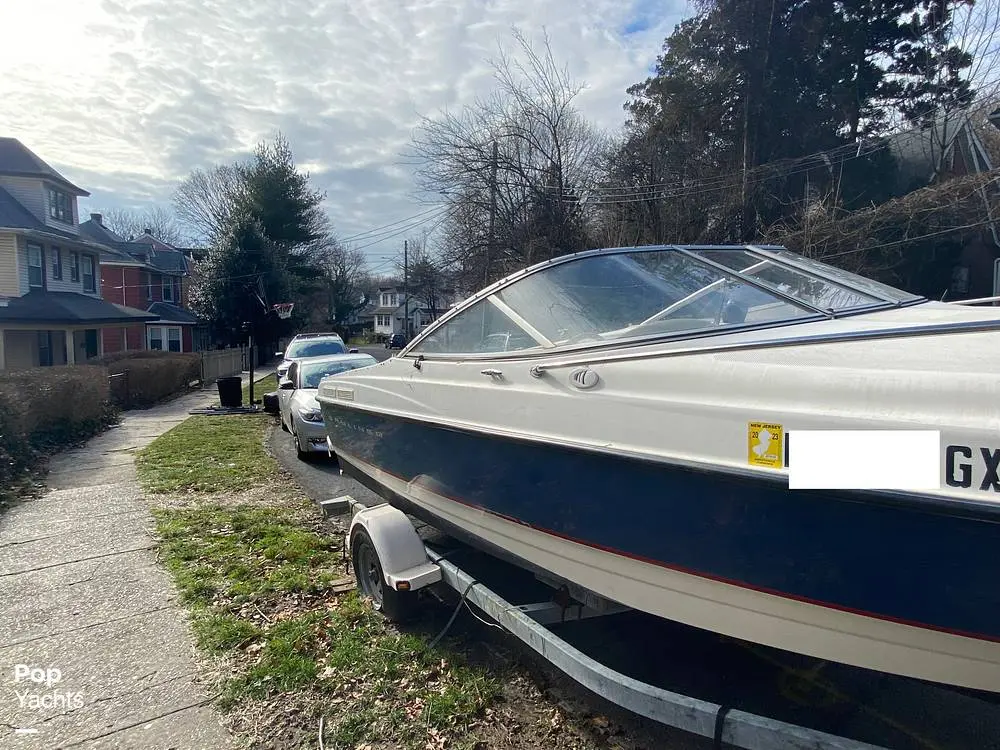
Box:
(748, 422), (784, 468)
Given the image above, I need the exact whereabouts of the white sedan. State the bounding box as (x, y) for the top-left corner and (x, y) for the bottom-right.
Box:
(278, 352), (378, 459)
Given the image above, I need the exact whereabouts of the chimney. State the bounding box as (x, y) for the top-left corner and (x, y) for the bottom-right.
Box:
(91, 213), (103, 225)
(143, 227), (152, 235)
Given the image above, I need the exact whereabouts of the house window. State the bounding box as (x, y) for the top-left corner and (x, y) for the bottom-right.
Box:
(51, 247), (62, 280)
(167, 327), (181, 352)
(149, 327), (163, 350)
(48, 188), (72, 223)
(69, 251), (79, 282)
(37, 331), (52, 366)
(81, 255), (95, 293)
(143, 271), (152, 300)
(163, 276), (174, 302)
(27, 243), (44, 288)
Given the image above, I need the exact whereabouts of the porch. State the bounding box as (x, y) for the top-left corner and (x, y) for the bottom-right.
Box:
(1, 326), (103, 370)
(0, 289), (158, 370)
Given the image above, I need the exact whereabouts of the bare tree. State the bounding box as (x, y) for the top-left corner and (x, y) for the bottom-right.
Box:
(407, 27), (603, 287)
(100, 206), (185, 245)
(172, 164), (246, 244)
(326, 244), (372, 327)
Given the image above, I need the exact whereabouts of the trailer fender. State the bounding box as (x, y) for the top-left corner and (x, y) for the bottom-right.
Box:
(348, 504), (441, 592)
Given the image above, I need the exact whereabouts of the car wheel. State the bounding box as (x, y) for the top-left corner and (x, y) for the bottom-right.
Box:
(293, 429), (308, 461)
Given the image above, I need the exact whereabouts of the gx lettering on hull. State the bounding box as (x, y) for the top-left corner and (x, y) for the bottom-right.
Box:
(944, 445), (1000, 493)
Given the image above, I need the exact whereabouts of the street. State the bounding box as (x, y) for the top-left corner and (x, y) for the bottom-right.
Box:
(266, 346), (1000, 750)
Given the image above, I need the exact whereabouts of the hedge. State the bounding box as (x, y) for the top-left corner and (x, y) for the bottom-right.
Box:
(0, 365), (116, 500)
(101, 352), (202, 408)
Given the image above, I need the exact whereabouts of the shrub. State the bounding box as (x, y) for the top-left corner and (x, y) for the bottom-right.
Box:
(0, 365), (117, 502)
(105, 353), (202, 408)
(92, 350), (177, 366)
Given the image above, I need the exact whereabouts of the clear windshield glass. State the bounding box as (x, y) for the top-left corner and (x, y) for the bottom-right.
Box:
(759, 248), (922, 303)
(300, 357), (375, 388)
(410, 298), (544, 354)
(286, 339), (346, 358)
(408, 247), (912, 356)
(688, 249), (884, 311)
(491, 250), (816, 346)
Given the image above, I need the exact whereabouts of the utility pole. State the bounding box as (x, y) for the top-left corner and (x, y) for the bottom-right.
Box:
(486, 140), (498, 285)
(403, 239), (409, 339)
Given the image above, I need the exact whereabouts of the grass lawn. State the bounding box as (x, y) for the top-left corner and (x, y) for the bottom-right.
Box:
(243, 373), (278, 404)
(138, 410), (520, 750)
(136, 415), (276, 493)
(154, 503), (500, 748)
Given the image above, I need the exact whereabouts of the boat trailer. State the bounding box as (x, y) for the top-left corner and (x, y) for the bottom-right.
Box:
(332, 496), (889, 750)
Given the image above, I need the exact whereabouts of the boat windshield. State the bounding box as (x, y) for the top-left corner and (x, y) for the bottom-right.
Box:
(300, 356), (376, 388)
(409, 247), (916, 355)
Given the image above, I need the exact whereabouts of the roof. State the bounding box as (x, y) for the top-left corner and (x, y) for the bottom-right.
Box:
(79, 218), (190, 273)
(0, 192), (128, 255)
(147, 302), (201, 325)
(129, 235), (193, 274)
(78, 219), (142, 264)
(887, 110), (993, 193)
(0, 291), (159, 324)
(0, 186), (46, 231)
(0, 138), (89, 196)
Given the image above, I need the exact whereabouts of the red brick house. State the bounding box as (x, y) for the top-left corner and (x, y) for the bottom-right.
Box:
(80, 215), (206, 353)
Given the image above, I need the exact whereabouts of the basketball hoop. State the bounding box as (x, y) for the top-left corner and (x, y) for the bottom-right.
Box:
(273, 302), (294, 319)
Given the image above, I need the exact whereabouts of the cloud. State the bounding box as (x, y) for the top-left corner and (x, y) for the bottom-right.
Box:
(0, 0), (688, 267)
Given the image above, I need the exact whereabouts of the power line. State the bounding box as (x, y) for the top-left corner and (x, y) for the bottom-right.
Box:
(338, 205), (445, 242)
(351, 205), (455, 252)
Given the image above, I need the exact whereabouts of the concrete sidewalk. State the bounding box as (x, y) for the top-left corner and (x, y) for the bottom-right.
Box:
(0, 374), (267, 749)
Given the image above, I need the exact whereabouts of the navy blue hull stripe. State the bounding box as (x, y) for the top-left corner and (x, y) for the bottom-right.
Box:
(322, 405), (1000, 641)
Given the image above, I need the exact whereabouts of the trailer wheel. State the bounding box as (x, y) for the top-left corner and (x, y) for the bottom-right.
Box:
(351, 527), (416, 623)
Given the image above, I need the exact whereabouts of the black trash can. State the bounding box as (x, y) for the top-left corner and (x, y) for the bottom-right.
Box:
(217, 376), (242, 408)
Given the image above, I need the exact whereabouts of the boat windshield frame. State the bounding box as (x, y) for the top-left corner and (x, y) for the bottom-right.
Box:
(400, 244), (926, 361)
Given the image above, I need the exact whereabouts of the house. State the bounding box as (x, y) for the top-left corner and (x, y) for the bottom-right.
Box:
(0, 138), (157, 370)
(373, 282), (456, 338)
(801, 108), (1000, 300)
(79, 214), (208, 352)
(884, 109), (1000, 300)
(373, 284), (404, 337)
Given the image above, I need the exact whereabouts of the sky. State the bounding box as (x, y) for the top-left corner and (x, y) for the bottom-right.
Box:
(0, 0), (689, 274)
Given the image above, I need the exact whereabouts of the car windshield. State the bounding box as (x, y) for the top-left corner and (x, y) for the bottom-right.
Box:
(300, 357), (376, 388)
(286, 339), (345, 358)
(411, 247), (915, 355)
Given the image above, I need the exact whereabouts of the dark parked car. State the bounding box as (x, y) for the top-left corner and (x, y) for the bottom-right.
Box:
(385, 333), (408, 350)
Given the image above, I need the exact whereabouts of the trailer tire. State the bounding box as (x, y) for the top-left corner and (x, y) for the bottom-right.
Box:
(351, 526), (416, 623)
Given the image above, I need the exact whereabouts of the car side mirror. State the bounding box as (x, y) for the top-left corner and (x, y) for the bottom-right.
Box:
(274, 351), (284, 357)
(348, 348), (359, 353)
(279, 380), (294, 390)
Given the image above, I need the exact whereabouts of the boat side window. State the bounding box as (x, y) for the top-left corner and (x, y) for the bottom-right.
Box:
(410, 298), (543, 355)
(492, 249), (815, 347)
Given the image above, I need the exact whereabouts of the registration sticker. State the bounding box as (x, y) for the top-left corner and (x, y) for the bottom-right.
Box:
(748, 422), (784, 468)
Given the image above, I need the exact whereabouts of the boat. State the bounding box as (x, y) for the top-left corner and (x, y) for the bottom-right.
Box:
(315, 243), (1000, 694)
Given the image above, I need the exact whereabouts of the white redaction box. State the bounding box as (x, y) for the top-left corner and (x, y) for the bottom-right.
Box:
(787, 430), (940, 490)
